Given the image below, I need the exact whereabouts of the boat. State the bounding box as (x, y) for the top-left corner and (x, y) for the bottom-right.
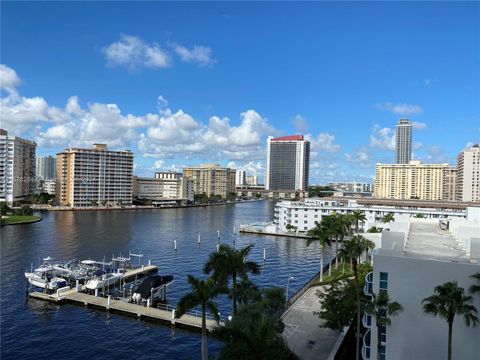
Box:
(24, 262), (69, 290)
(85, 271), (123, 291)
(131, 274), (174, 304)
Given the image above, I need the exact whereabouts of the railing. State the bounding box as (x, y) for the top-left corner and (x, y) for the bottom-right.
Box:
(363, 313), (372, 328)
(364, 271), (373, 296)
(156, 303), (221, 322)
(285, 258), (336, 308)
(56, 286), (71, 300)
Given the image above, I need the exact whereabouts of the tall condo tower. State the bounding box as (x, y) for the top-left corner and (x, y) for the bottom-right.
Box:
(455, 144), (480, 202)
(36, 155), (56, 180)
(395, 119), (412, 164)
(265, 135), (310, 191)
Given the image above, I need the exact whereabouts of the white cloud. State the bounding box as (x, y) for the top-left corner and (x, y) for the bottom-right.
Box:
(292, 114), (308, 133)
(369, 125), (395, 151)
(307, 133), (341, 154)
(376, 102), (423, 115)
(412, 121), (427, 130)
(170, 43), (215, 67)
(345, 148), (371, 168)
(103, 35), (171, 70)
(0, 64), (21, 93)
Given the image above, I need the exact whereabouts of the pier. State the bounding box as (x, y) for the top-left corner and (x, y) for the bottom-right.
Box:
(28, 265), (220, 332)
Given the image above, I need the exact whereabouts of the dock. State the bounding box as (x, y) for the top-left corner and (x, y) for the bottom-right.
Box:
(28, 265), (220, 332)
(240, 227), (311, 239)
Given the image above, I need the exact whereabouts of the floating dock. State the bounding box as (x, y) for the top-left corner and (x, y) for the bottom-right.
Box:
(28, 266), (220, 332)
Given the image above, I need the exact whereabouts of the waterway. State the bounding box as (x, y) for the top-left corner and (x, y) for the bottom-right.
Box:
(0, 200), (329, 359)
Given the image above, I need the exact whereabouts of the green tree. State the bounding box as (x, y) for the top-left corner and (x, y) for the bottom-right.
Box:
(382, 213), (395, 223)
(307, 221), (330, 281)
(204, 244), (260, 317)
(338, 235), (375, 360)
(322, 214), (348, 271)
(365, 291), (402, 360)
(175, 275), (222, 360)
(367, 226), (383, 233)
(422, 281), (479, 360)
(414, 213), (426, 218)
(470, 273), (480, 296)
(352, 210), (366, 233)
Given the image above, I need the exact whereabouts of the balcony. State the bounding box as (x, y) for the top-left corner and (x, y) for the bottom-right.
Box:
(364, 271), (373, 296)
(362, 329), (371, 360)
(363, 313), (372, 328)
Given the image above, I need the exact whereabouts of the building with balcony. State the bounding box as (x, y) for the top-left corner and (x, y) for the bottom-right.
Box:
(133, 173), (194, 204)
(395, 119), (412, 164)
(374, 161), (451, 201)
(329, 181), (374, 193)
(36, 155), (56, 180)
(456, 144), (480, 202)
(183, 164), (236, 198)
(273, 197), (476, 233)
(56, 144), (133, 207)
(265, 135), (310, 191)
(0, 129), (37, 205)
(361, 215), (480, 360)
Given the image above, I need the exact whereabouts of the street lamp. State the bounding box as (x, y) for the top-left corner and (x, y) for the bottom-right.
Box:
(286, 274), (294, 305)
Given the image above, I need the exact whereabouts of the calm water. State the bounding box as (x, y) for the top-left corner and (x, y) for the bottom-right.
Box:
(0, 200), (329, 360)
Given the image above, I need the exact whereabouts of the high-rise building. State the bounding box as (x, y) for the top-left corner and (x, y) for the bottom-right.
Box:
(442, 166), (457, 202)
(56, 144), (133, 207)
(329, 182), (374, 193)
(235, 170), (246, 187)
(36, 155), (56, 180)
(0, 129), (37, 205)
(374, 161), (450, 201)
(395, 119), (412, 164)
(456, 144), (480, 202)
(246, 175), (258, 186)
(183, 164), (236, 198)
(265, 135), (310, 191)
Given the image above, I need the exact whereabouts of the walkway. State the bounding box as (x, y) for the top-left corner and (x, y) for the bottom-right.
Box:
(282, 285), (344, 360)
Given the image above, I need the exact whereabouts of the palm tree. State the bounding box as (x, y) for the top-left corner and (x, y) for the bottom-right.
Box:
(175, 275), (222, 360)
(382, 213), (394, 223)
(204, 244), (260, 317)
(307, 222), (330, 281)
(352, 210), (366, 233)
(469, 273), (480, 296)
(338, 235), (374, 360)
(422, 281), (479, 360)
(365, 291), (402, 360)
(323, 214), (348, 270)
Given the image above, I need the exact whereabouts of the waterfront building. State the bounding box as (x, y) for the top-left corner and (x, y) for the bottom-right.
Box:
(456, 144), (480, 202)
(42, 179), (56, 195)
(265, 135), (310, 191)
(36, 155), (56, 180)
(246, 175), (258, 186)
(133, 173), (194, 204)
(362, 216), (480, 360)
(374, 161), (450, 201)
(56, 144), (133, 207)
(235, 170), (246, 187)
(273, 197), (475, 233)
(395, 119), (412, 164)
(0, 129), (37, 205)
(329, 181), (373, 193)
(183, 164), (236, 198)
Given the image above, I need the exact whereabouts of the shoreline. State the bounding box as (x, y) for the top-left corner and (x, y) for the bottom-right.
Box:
(1, 215), (43, 226)
(33, 199), (264, 212)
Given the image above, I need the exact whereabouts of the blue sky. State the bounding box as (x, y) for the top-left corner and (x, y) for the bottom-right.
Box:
(1, 1), (479, 184)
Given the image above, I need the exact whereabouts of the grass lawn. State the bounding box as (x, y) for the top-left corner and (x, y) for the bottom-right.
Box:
(315, 262), (373, 285)
(1, 215), (42, 225)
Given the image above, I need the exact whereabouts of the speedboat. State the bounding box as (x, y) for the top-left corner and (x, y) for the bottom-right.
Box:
(131, 275), (174, 304)
(85, 271), (123, 290)
(25, 264), (68, 290)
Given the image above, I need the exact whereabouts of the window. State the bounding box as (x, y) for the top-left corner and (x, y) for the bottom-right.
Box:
(379, 325), (386, 342)
(380, 272), (388, 290)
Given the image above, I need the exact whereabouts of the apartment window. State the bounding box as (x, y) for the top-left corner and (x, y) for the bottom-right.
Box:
(379, 272), (388, 290)
(379, 325), (386, 342)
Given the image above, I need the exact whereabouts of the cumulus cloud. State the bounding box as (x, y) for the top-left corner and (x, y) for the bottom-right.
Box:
(345, 148), (371, 168)
(307, 133), (341, 154)
(369, 125), (395, 151)
(103, 34), (171, 70)
(0, 64), (21, 93)
(292, 114), (309, 133)
(169, 43), (216, 67)
(376, 102), (423, 115)
(412, 121), (427, 130)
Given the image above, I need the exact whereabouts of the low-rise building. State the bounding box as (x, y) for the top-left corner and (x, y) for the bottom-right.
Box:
(329, 182), (373, 193)
(133, 173), (194, 204)
(362, 216), (480, 360)
(274, 197), (474, 233)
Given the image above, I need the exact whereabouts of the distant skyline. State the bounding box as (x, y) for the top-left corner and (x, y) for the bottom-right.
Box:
(1, 1), (479, 184)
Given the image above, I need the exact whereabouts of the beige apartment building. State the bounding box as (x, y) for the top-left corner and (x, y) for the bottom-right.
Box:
(133, 172), (194, 203)
(56, 144), (133, 207)
(374, 161), (450, 201)
(183, 164), (236, 198)
(456, 144), (480, 202)
(443, 166), (457, 201)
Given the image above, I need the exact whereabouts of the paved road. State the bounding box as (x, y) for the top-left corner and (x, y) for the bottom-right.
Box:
(282, 286), (342, 360)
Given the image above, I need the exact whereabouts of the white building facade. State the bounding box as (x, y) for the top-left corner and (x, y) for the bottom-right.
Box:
(0, 129), (37, 205)
(456, 144), (480, 202)
(362, 216), (480, 360)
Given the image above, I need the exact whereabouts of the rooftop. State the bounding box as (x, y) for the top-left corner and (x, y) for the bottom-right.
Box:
(271, 135), (304, 141)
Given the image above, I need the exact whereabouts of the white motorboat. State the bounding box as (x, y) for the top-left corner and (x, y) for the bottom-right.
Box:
(85, 272), (123, 290)
(25, 265), (68, 290)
